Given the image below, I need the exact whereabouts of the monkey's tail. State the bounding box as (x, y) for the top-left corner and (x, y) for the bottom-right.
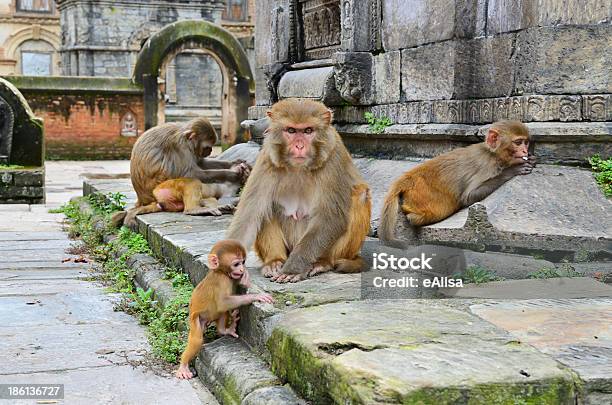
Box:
(335, 256), (366, 273)
(378, 188), (401, 241)
(110, 210), (127, 228)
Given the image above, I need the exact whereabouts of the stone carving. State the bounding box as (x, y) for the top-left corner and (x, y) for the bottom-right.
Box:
(341, 0), (352, 45)
(526, 96), (547, 121)
(583, 95), (609, 121)
(0, 95), (14, 165)
(301, 0), (341, 59)
(120, 111), (138, 137)
(271, 6), (284, 62)
(558, 96), (581, 121)
(334, 65), (362, 103)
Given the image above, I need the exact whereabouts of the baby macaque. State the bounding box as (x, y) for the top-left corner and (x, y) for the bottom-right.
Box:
(175, 240), (274, 379)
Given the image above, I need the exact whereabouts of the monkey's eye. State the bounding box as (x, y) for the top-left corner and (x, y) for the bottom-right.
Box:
(304, 127), (313, 134)
(286, 127), (296, 134)
(513, 140), (523, 146)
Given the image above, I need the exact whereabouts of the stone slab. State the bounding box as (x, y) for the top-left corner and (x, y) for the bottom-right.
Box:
(440, 277), (612, 299)
(195, 337), (287, 404)
(401, 41), (457, 101)
(382, 0), (456, 50)
(0, 239), (73, 251)
(268, 300), (578, 404)
(515, 26), (612, 95)
(471, 298), (612, 399)
(1, 366), (217, 405)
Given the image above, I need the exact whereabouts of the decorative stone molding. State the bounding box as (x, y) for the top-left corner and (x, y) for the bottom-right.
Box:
(300, 0), (341, 60)
(3, 25), (61, 62)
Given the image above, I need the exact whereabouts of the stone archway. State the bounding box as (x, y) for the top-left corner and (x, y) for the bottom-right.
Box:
(132, 20), (254, 145)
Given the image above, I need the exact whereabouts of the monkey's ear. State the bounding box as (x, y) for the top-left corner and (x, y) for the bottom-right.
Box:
(266, 110), (274, 119)
(322, 109), (333, 125)
(183, 130), (196, 140)
(208, 253), (219, 270)
(485, 128), (500, 150)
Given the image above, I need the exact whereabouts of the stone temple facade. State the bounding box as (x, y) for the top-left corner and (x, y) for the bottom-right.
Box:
(56, 0), (254, 128)
(250, 0), (611, 165)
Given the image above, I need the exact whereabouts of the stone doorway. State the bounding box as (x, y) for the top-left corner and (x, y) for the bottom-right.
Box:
(132, 20), (254, 145)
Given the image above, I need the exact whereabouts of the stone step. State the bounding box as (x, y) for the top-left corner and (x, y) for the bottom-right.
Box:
(196, 337), (305, 405)
(84, 172), (612, 404)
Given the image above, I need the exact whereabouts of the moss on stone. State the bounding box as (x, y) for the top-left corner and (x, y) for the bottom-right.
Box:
(3, 75), (143, 94)
(268, 328), (334, 404)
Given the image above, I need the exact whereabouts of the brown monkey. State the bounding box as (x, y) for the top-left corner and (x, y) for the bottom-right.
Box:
(122, 178), (238, 225)
(379, 120), (536, 242)
(113, 117), (250, 226)
(227, 98), (371, 283)
(175, 240), (274, 380)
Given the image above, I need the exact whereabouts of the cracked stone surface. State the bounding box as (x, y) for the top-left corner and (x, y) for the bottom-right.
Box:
(268, 300), (578, 404)
(0, 161), (218, 405)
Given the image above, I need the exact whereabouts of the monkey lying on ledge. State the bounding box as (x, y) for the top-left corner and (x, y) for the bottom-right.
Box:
(379, 120), (536, 243)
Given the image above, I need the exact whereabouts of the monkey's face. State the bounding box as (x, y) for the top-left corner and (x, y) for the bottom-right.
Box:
(193, 138), (213, 158)
(282, 124), (316, 166)
(510, 136), (529, 161)
(227, 255), (246, 280)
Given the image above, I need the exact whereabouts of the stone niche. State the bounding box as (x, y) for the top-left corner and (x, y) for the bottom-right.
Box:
(0, 78), (45, 204)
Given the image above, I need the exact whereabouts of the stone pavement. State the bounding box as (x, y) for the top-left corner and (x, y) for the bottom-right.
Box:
(0, 161), (219, 405)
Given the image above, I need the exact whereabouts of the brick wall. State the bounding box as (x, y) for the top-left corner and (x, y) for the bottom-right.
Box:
(3, 76), (145, 160)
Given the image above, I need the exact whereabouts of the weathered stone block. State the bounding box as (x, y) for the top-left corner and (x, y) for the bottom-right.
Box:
(340, 0), (381, 52)
(382, 0), (456, 50)
(12, 171), (44, 187)
(278, 67), (341, 104)
(334, 52), (374, 105)
(401, 41), (456, 101)
(455, 34), (516, 99)
(488, 0), (612, 35)
(583, 94), (612, 121)
(373, 51), (401, 104)
(254, 0), (291, 66)
(514, 26), (612, 95)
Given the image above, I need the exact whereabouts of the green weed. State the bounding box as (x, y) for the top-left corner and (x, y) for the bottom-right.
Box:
(528, 266), (582, 279)
(364, 112), (393, 134)
(589, 155), (612, 197)
(455, 266), (503, 284)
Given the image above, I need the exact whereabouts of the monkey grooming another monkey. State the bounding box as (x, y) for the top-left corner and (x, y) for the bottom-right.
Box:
(227, 98), (371, 283)
(122, 178), (239, 225)
(113, 117), (250, 227)
(175, 239), (274, 380)
(379, 120), (536, 242)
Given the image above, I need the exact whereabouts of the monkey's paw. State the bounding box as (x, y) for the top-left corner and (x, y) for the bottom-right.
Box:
(175, 365), (195, 379)
(218, 204), (236, 215)
(262, 260), (284, 278)
(271, 273), (305, 283)
(308, 263), (332, 278)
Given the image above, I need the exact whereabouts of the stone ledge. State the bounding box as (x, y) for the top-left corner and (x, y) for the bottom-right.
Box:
(83, 178), (612, 404)
(0, 167), (45, 204)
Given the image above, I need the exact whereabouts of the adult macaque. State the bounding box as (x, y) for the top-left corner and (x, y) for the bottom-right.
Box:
(122, 178), (238, 225)
(227, 98), (371, 283)
(379, 120), (535, 242)
(175, 240), (274, 380)
(113, 117), (250, 226)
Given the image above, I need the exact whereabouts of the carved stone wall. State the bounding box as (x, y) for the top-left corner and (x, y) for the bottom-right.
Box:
(252, 0), (611, 163)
